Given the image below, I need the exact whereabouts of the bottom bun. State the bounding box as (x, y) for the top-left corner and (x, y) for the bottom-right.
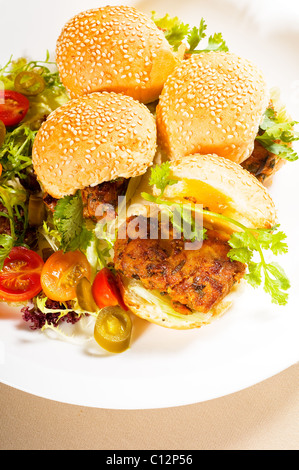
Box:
(120, 278), (245, 330)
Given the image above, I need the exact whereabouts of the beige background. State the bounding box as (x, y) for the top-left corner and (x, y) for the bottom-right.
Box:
(0, 363), (298, 450)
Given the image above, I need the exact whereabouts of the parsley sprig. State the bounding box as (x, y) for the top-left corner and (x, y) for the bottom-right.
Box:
(257, 107), (299, 162)
(152, 12), (228, 53)
(142, 163), (290, 306)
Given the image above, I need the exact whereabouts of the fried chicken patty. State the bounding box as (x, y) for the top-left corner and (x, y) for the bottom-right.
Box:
(114, 216), (246, 315)
(242, 103), (285, 182)
(81, 178), (129, 221)
(43, 178), (129, 221)
(241, 140), (283, 182)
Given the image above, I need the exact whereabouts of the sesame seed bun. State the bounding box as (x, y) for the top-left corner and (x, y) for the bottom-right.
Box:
(120, 277), (240, 330)
(119, 154), (277, 329)
(32, 92), (157, 199)
(56, 5), (182, 104)
(130, 154), (277, 231)
(160, 154), (277, 230)
(156, 52), (269, 164)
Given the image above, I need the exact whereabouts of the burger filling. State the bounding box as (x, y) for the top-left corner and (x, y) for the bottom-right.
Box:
(242, 140), (281, 183)
(81, 178), (129, 221)
(242, 102), (285, 182)
(43, 178), (129, 221)
(114, 216), (246, 315)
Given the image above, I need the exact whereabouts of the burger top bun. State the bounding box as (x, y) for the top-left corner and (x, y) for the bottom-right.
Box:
(156, 52), (269, 164)
(32, 92), (157, 199)
(130, 154), (277, 231)
(158, 154), (277, 230)
(56, 5), (182, 104)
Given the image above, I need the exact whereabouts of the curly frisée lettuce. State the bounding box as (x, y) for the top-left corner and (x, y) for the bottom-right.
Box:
(0, 54), (69, 127)
(0, 180), (28, 269)
(0, 54), (69, 264)
(22, 295), (97, 344)
(0, 125), (37, 182)
(0, 55), (69, 182)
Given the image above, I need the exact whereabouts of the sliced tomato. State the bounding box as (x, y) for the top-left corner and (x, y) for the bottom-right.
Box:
(0, 247), (44, 302)
(92, 268), (128, 311)
(0, 90), (30, 127)
(41, 251), (92, 302)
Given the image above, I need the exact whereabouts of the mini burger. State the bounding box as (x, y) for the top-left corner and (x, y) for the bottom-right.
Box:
(156, 52), (287, 182)
(32, 91), (157, 218)
(56, 5), (183, 104)
(113, 154), (277, 330)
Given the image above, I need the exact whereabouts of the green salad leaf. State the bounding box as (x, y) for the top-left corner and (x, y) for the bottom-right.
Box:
(53, 191), (93, 253)
(0, 180), (29, 269)
(0, 54), (70, 264)
(0, 54), (69, 183)
(152, 12), (229, 53)
(0, 125), (37, 182)
(257, 107), (299, 162)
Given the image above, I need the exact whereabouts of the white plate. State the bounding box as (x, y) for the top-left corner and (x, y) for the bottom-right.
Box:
(0, 0), (298, 410)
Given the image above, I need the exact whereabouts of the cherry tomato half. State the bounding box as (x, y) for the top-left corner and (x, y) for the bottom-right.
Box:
(0, 90), (30, 127)
(41, 251), (92, 302)
(92, 268), (128, 311)
(0, 247), (44, 302)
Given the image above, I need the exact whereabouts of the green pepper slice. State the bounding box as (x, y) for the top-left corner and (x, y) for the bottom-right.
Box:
(28, 195), (45, 227)
(94, 306), (132, 354)
(76, 277), (98, 313)
(14, 71), (45, 96)
(0, 120), (6, 147)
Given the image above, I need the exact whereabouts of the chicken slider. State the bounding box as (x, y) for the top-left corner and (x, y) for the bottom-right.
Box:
(114, 154), (277, 330)
(56, 5), (183, 104)
(32, 91), (157, 218)
(156, 52), (269, 165)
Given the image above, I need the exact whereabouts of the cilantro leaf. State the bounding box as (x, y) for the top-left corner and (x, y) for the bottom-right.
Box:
(254, 226), (288, 255)
(228, 247), (253, 264)
(187, 19), (207, 52)
(257, 106), (299, 162)
(165, 22), (190, 51)
(152, 12), (229, 54)
(245, 262), (263, 288)
(227, 227), (290, 305)
(143, 163), (207, 243)
(149, 161), (178, 198)
(264, 262), (291, 306)
(193, 32), (229, 53)
(53, 192), (93, 252)
(151, 12), (189, 51)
